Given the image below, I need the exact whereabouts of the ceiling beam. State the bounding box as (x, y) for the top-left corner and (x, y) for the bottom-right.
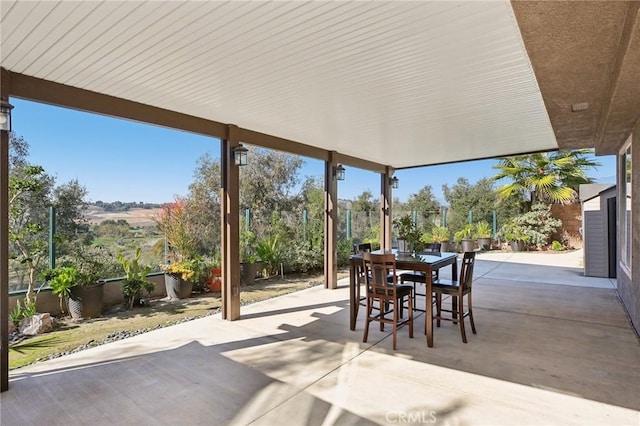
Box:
(3, 69), (228, 139)
(3, 69), (389, 174)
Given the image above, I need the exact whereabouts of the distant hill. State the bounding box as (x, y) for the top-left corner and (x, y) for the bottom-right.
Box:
(86, 203), (164, 227)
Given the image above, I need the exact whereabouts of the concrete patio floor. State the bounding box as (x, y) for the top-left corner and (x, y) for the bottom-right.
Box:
(1, 251), (639, 425)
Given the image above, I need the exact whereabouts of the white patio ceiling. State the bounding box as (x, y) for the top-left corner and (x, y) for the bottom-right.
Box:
(0, 0), (557, 168)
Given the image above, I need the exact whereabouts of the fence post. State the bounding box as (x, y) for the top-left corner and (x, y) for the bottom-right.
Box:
(346, 209), (351, 240)
(49, 206), (56, 269)
(492, 210), (497, 238)
(303, 209), (308, 241)
(412, 210), (418, 230)
(164, 233), (169, 264)
(442, 207), (447, 227)
(245, 209), (252, 228)
(468, 210), (473, 224)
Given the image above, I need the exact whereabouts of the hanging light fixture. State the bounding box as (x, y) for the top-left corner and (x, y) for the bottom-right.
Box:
(334, 164), (345, 181)
(0, 98), (14, 132)
(232, 144), (248, 166)
(390, 176), (399, 189)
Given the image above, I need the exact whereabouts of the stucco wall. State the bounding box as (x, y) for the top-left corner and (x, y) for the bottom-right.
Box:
(617, 125), (639, 335)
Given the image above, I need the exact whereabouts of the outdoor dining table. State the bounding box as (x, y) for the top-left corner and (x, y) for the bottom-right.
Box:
(349, 250), (458, 347)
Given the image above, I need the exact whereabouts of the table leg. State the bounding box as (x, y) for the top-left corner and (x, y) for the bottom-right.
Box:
(426, 268), (433, 347)
(350, 261), (356, 331)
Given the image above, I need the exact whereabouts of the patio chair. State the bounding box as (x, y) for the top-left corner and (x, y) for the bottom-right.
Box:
(399, 243), (441, 311)
(352, 243), (372, 306)
(363, 252), (414, 350)
(431, 251), (477, 343)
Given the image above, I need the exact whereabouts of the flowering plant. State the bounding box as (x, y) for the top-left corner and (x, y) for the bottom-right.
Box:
(161, 257), (208, 283)
(153, 197), (197, 262)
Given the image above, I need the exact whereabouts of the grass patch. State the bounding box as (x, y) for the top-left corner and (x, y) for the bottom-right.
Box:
(9, 269), (348, 370)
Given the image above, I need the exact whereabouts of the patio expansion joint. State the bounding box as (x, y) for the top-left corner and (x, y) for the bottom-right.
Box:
(477, 305), (636, 331)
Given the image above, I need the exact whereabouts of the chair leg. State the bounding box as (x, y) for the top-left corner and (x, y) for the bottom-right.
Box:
(408, 292), (414, 339)
(392, 300), (398, 350)
(363, 299), (372, 343)
(380, 299), (385, 332)
(458, 294), (467, 343)
(452, 295), (458, 323)
(468, 292), (477, 334)
(436, 292), (442, 328)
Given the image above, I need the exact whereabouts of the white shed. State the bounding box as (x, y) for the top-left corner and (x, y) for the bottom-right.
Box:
(580, 184), (617, 278)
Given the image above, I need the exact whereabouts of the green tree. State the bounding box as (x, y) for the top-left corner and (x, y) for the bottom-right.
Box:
(443, 177), (518, 238)
(186, 147), (305, 258)
(348, 190), (378, 243)
(9, 134), (89, 301)
(492, 149), (600, 211)
(187, 153), (222, 256)
(240, 147), (303, 229)
(405, 185), (441, 228)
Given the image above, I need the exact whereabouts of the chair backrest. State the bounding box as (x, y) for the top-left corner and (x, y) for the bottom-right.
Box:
(353, 242), (372, 254)
(459, 251), (476, 291)
(423, 243), (441, 253)
(363, 252), (397, 296)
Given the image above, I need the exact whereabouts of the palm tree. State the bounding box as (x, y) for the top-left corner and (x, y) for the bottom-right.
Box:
(492, 149), (600, 212)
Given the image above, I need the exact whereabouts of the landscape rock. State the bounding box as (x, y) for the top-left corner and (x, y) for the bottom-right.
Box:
(19, 313), (54, 336)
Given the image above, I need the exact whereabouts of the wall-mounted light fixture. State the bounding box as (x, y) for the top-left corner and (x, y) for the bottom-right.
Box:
(334, 164), (345, 181)
(0, 98), (14, 132)
(389, 176), (399, 189)
(232, 144), (248, 166)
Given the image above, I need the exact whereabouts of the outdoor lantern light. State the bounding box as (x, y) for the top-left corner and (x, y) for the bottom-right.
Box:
(0, 98), (14, 132)
(334, 164), (345, 181)
(390, 176), (399, 189)
(233, 144), (248, 166)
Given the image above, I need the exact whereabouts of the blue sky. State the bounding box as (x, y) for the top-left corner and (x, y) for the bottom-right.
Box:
(11, 98), (616, 205)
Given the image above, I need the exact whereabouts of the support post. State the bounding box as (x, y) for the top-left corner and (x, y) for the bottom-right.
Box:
(324, 152), (338, 289)
(380, 167), (392, 250)
(220, 125), (241, 320)
(0, 75), (9, 392)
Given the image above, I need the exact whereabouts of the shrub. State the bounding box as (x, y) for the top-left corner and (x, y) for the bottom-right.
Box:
(551, 240), (564, 251)
(501, 203), (562, 248)
(9, 298), (37, 326)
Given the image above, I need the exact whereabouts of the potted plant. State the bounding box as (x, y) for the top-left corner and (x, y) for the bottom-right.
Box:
(393, 214), (421, 253)
(500, 222), (531, 252)
(430, 226), (451, 252)
(240, 225), (260, 284)
(117, 247), (155, 309)
(41, 247), (110, 319)
(207, 266), (222, 292)
(475, 221), (492, 250)
(161, 259), (203, 300)
(41, 266), (80, 317)
(255, 235), (282, 277)
(454, 224), (476, 252)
